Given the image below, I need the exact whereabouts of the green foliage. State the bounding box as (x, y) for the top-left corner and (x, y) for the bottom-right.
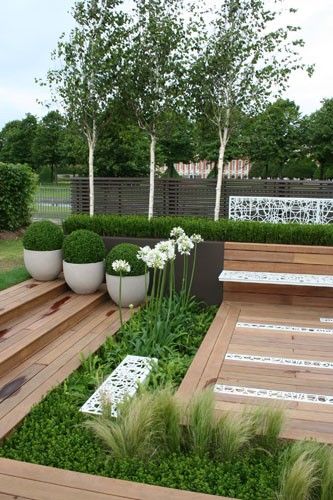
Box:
(0, 114), (38, 167)
(23, 221), (64, 251)
(106, 243), (145, 276)
(63, 214), (333, 247)
(0, 163), (37, 231)
(252, 405), (285, 450)
(63, 229), (105, 263)
(184, 389), (216, 456)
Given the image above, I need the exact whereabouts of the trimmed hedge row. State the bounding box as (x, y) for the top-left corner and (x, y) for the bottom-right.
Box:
(63, 214), (333, 246)
(0, 163), (37, 231)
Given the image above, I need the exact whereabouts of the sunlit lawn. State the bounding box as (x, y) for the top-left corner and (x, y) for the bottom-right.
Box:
(0, 239), (29, 291)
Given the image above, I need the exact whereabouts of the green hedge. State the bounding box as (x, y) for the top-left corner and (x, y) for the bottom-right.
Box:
(0, 163), (37, 231)
(63, 214), (333, 246)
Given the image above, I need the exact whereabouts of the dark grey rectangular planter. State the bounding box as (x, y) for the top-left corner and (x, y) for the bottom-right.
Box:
(103, 237), (224, 305)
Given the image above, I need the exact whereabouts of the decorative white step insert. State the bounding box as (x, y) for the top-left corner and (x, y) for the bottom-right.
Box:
(236, 322), (333, 335)
(80, 355), (157, 417)
(225, 353), (333, 370)
(321, 318), (333, 323)
(219, 270), (333, 288)
(214, 384), (333, 405)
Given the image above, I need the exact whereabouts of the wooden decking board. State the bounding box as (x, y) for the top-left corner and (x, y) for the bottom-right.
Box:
(224, 242), (333, 255)
(178, 300), (333, 443)
(0, 459), (232, 500)
(0, 308), (127, 439)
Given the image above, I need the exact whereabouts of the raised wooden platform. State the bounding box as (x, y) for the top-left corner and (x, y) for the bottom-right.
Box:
(0, 458), (233, 499)
(178, 300), (333, 444)
(0, 279), (130, 439)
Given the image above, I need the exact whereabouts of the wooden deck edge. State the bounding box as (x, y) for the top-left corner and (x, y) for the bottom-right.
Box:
(0, 458), (235, 499)
(224, 242), (333, 254)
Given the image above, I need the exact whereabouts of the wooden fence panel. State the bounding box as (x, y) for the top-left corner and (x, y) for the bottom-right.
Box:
(71, 178), (333, 219)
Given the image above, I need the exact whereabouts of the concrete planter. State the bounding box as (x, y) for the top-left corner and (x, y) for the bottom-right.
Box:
(106, 272), (150, 307)
(102, 237), (224, 305)
(24, 249), (62, 281)
(63, 261), (104, 294)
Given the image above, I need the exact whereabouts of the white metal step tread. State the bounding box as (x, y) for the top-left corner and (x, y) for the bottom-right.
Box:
(219, 270), (333, 288)
(80, 355), (157, 417)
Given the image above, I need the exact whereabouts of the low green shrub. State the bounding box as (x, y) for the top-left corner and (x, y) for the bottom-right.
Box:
(63, 214), (333, 246)
(23, 221), (64, 251)
(63, 229), (105, 264)
(106, 243), (145, 276)
(0, 163), (37, 231)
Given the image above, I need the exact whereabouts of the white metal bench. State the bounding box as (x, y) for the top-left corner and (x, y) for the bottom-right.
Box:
(228, 196), (333, 224)
(219, 270), (333, 288)
(80, 355), (157, 417)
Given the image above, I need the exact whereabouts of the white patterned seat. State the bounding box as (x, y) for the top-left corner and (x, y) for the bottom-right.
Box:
(219, 270), (333, 288)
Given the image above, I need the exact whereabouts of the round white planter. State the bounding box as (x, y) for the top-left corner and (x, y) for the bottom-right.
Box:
(63, 260), (105, 294)
(24, 249), (62, 281)
(106, 272), (149, 307)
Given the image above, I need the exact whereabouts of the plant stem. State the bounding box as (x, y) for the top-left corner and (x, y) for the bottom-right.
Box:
(187, 244), (197, 303)
(118, 272), (123, 327)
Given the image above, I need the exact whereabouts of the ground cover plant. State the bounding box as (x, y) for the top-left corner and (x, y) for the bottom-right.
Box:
(63, 214), (333, 246)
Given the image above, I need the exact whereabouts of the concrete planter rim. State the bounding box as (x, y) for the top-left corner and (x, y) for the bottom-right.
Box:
(63, 260), (105, 294)
(23, 248), (63, 281)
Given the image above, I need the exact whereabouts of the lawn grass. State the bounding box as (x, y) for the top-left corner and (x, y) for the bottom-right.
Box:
(0, 238), (29, 290)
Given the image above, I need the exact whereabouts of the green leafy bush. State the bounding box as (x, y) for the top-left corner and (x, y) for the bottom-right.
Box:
(106, 243), (145, 276)
(0, 163), (37, 231)
(63, 214), (333, 246)
(63, 229), (105, 264)
(23, 221), (64, 251)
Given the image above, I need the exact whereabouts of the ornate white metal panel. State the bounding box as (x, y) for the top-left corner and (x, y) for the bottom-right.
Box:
(236, 321), (333, 335)
(228, 196), (333, 224)
(321, 318), (333, 323)
(214, 384), (333, 405)
(80, 355), (157, 417)
(219, 270), (333, 288)
(225, 353), (333, 370)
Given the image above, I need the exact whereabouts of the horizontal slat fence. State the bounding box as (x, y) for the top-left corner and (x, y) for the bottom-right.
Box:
(71, 178), (333, 219)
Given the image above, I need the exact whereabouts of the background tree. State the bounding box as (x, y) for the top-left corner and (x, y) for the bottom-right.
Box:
(0, 114), (38, 167)
(32, 111), (65, 182)
(123, 0), (186, 219)
(189, 0), (312, 220)
(44, 0), (128, 215)
(247, 99), (303, 178)
(304, 98), (333, 179)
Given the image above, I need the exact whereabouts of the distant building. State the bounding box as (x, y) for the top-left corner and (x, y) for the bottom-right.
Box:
(173, 159), (251, 179)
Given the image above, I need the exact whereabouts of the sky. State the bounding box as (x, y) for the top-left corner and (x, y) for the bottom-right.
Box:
(0, 0), (332, 127)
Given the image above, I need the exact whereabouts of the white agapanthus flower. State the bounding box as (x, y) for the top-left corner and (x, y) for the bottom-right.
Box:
(177, 235), (194, 255)
(190, 233), (204, 244)
(170, 226), (185, 239)
(137, 245), (151, 264)
(112, 259), (131, 273)
(144, 248), (167, 269)
(155, 240), (176, 261)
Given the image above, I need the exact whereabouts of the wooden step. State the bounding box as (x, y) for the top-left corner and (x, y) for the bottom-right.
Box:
(0, 279), (67, 325)
(0, 287), (108, 378)
(0, 301), (125, 439)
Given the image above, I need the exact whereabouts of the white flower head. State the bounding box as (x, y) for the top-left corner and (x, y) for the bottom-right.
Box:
(177, 235), (194, 255)
(112, 259), (131, 274)
(145, 248), (167, 269)
(137, 245), (151, 262)
(155, 240), (176, 261)
(191, 233), (204, 244)
(170, 226), (185, 239)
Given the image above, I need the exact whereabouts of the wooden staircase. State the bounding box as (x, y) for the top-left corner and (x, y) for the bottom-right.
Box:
(0, 278), (128, 440)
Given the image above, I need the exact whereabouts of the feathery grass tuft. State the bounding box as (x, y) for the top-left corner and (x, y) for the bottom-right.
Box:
(184, 389), (216, 456)
(252, 405), (285, 449)
(214, 411), (254, 460)
(277, 450), (319, 500)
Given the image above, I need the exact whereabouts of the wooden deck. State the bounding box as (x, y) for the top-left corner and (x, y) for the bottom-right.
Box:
(178, 300), (333, 443)
(0, 278), (130, 439)
(0, 458), (233, 499)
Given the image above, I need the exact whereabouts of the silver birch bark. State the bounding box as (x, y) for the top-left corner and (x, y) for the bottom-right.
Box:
(148, 134), (156, 220)
(86, 120), (97, 217)
(214, 110), (230, 221)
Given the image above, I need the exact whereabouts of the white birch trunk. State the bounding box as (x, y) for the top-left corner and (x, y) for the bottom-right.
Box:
(148, 134), (156, 220)
(87, 121), (97, 217)
(214, 111), (230, 221)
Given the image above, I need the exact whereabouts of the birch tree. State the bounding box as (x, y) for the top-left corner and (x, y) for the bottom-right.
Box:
(44, 0), (128, 215)
(124, 0), (186, 220)
(189, 0), (313, 220)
